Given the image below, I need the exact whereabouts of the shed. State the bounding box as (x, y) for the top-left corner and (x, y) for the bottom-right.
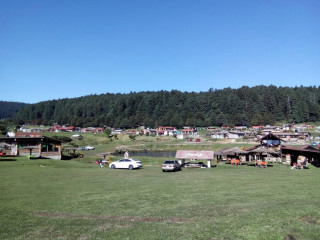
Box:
(175, 150), (215, 168)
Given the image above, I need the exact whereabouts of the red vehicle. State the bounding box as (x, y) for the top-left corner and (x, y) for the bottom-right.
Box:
(195, 139), (201, 142)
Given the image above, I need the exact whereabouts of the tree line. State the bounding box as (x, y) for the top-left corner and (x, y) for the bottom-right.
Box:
(0, 101), (28, 119)
(6, 85), (320, 128)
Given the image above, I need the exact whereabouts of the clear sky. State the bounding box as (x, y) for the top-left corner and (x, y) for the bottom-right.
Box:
(1, 0), (319, 103)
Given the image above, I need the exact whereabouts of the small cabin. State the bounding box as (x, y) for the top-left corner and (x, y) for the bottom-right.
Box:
(0, 133), (62, 159)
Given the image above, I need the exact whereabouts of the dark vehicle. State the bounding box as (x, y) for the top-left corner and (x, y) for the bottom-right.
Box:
(162, 160), (182, 172)
(183, 161), (207, 168)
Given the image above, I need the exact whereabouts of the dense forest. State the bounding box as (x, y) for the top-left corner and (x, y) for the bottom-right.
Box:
(5, 85), (320, 128)
(0, 101), (28, 119)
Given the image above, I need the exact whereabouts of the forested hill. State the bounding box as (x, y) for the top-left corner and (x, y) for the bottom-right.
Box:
(11, 86), (320, 128)
(0, 101), (28, 119)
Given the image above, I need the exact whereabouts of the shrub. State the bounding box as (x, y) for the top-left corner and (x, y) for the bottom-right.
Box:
(51, 135), (73, 143)
(129, 134), (136, 140)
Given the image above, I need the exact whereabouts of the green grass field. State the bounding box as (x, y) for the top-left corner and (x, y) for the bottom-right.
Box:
(1, 156), (320, 240)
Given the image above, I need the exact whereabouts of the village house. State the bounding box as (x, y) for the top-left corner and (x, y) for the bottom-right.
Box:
(176, 128), (199, 139)
(181, 128), (197, 135)
(252, 125), (264, 133)
(66, 126), (75, 132)
(0, 132), (62, 160)
(273, 132), (311, 141)
(261, 125), (281, 133)
(126, 129), (139, 135)
(142, 128), (157, 135)
(49, 125), (67, 132)
(156, 126), (177, 136)
(228, 131), (247, 139)
(111, 129), (125, 135)
(211, 130), (229, 139)
(81, 127), (104, 133)
(234, 126), (247, 131)
(19, 127), (39, 133)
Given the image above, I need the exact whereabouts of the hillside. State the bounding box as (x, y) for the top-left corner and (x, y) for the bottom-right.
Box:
(0, 101), (28, 119)
(10, 85), (320, 127)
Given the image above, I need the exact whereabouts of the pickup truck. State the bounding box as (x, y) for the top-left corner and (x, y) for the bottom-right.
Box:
(161, 160), (182, 172)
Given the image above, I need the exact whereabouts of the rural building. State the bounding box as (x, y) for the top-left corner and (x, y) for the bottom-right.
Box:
(239, 133), (283, 162)
(228, 131), (246, 139)
(178, 128), (198, 139)
(211, 131), (228, 139)
(252, 125), (264, 132)
(142, 128), (157, 135)
(0, 133), (62, 160)
(156, 126), (177, 136)
(273, 132), (311, 141)
(81, 127), (104, 133)
(281, 145), (320, 166)
(175, 150), (215, 168)
(234, 126), (247, 131)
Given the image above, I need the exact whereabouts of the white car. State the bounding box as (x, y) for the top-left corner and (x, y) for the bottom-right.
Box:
(85, 146), (94, 150)
(109, 158), (142, 170)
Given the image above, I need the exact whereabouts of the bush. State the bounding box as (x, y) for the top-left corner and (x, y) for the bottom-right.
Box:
(51, 135), (73, 143)
(129, 134), (136, 140)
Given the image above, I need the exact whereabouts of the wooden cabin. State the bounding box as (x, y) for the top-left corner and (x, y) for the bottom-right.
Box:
(0, 133), (62, 159)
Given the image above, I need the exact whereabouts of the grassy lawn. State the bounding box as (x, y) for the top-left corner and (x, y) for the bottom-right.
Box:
(1, 156), (320, 240)
(42, 132), (256, 153)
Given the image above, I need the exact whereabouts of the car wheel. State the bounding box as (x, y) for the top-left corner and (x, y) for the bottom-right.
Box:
(111, 164), (116, 169)
(129, 165), (134, 170)
(162, 170), (166, 172)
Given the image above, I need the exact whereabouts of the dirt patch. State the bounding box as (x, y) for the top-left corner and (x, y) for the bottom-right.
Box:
(284, 234), (296, 240)
(299, 216), (318, 225)
(35, 212), (187, 223)
(95, 222), (132, 231)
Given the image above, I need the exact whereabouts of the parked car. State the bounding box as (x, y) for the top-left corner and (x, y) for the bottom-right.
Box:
(80, 146), (95, 150)
(162, 160), (181, 172)
(195, 139), (201, 142)
(109, 158), (142, 170)
(182, 161), (207, 168)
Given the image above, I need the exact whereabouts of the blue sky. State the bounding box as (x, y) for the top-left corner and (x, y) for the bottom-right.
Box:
(1, 0), (319, 103)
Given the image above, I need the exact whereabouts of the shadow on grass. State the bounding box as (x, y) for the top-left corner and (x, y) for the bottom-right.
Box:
(0, 158), (17, 161)
(245, 163), (274, 167)
(224, 162), (274, 167)
(61, 155), (73, 160)
(311, 162), (320, 168)
(29, 156), (50, 160)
